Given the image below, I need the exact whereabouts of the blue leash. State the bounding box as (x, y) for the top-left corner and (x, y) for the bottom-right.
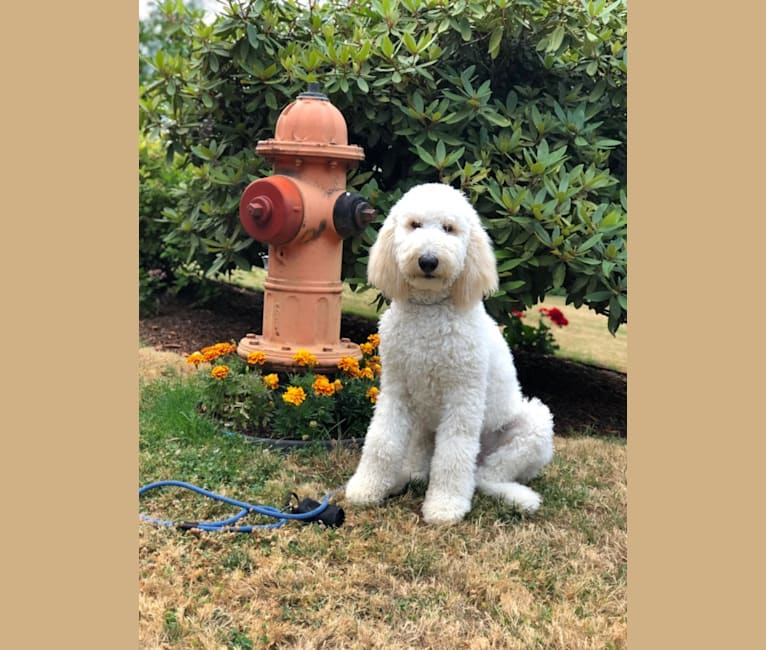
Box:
(139, 480), (345, 532)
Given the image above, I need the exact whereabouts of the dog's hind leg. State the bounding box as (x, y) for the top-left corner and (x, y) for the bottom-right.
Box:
(475, 396), (554, 514)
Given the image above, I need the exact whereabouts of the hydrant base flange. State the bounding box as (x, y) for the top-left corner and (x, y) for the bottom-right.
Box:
(237, 334), (363, 374)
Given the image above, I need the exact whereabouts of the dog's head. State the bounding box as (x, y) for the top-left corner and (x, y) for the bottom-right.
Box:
(367, 183), (498, 308)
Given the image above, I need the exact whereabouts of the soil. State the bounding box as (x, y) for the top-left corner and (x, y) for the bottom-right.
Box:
(139, 283), (626, 438)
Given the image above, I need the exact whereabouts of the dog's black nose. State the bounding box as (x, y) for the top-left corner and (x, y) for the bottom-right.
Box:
(418, 253), (439, 274)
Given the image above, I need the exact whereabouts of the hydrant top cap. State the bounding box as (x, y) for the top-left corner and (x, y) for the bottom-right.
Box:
(274, 95), (348, 145)
(257, 92), (364, 164)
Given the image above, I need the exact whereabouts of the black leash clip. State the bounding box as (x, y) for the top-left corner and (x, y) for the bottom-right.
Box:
(286, 492), (345, 528)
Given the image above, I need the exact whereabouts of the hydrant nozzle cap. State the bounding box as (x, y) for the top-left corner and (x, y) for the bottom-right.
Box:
(333, 192), (377, 240)
(240, 176), (304, 245)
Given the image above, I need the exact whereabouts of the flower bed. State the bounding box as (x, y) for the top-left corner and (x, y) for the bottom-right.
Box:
(187, 334), (381, 443)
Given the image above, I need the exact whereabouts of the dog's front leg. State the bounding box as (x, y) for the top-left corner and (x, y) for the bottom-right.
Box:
(345, 386), (413, 506)
(421, 390), (484, 524)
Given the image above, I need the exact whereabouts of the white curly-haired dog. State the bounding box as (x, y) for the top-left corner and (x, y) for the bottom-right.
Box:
(344, 183), (555, 524)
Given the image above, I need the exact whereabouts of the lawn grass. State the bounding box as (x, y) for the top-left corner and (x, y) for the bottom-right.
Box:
(139, 374), (627, 649)
(226, 267), (627, 373)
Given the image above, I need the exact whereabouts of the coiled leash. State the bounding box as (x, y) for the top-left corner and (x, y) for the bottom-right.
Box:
(139, 480), (345, 532)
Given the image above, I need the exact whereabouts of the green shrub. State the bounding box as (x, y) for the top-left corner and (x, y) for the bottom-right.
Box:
(140, 0), (627, 333)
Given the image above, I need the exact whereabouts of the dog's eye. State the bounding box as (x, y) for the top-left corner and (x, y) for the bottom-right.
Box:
(409, 220), (422, 230)
(442, 223), (455, 233)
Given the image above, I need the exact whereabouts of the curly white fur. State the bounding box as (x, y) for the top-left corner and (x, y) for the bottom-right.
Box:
(344, 183), (555, 524)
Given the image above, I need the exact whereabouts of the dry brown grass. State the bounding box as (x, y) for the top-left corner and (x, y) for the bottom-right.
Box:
(139, 430), (626, 649)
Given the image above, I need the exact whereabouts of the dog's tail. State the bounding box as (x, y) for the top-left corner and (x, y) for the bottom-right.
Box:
(474, 478), (542, 514)
(475, 396), (555, 514)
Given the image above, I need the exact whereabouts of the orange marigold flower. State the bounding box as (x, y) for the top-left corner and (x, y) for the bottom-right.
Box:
(262, 373), (279, 390)
(358, 366), (375, 381)
(312, 374), (336, 396)
(210, 365), (231, 380)
(202, 349), (221, 362)
(359, 342), (375, 356)
(282, 386), (307, 406)
(293, 349), (318, 367)
(366, 386), (380, 404)
(247, 351), (267, 366)
(333, 379), (343, 392)
(337, 356), (360, 376)
(186, 352), (205, 366)
(372, 363), (382, 377)
(367, 333), (380, 348)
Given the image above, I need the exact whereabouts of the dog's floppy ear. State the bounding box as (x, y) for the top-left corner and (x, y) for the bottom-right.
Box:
(451, 220), (499, 309)
(367, 217), (408, 301)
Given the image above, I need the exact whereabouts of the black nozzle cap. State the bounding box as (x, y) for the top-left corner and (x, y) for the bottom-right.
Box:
(333, 192), (377, 239)
(293, 497), (345, 528)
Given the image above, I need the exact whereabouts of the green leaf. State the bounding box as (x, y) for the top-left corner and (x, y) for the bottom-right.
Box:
(381, 34), (394, 58)
(435, 140), (446, 163)
(415, 146), (435, 166)
(578, 233), (602, 253)
(488, 26), (503, 60)
(246, 25), (259, 48)
(402, 31), (418, 55)
(547, 25), (566, 53)
(356, 77), (369, 93)
(552, 263), (566, 288)
(584, 290), (612, 302)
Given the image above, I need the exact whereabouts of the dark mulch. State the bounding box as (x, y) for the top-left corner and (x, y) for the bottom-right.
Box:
(139, 283), (626, 438)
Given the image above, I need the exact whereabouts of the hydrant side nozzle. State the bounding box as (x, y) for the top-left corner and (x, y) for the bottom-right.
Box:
(239, 176), (304, 246)
(332, 192), (378, 240)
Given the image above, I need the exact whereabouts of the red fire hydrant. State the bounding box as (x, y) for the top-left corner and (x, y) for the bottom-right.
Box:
(237, 85), (376, 372)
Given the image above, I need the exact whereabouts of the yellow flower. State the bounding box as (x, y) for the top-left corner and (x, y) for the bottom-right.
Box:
(247, 351), (267, 366)
(201, 342), (235, 362)
(186, 352), (205, 366)
(337, 356), (360, 377)
(262, 373), (279, 390)
(372, 363), (382, 377)
(312, 374), (336, 396)
(210, 365), (231, 380)
(333, 379), (343, 392)
(293, 349), (318, 367)
(358, 366), (375, 381)
(282, 386), (307, 406)
(367, 333), (380, 349)
(366, 386), (380, 404)
(359, 342), (375, 356)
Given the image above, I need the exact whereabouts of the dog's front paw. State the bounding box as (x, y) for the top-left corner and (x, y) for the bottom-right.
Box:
(421, 494), (471, 525)
(344, 472), (389, 506)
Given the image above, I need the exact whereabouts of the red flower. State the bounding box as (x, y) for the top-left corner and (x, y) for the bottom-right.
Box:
(540, 307), (568, 327)
(511, 309), (526, 319)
